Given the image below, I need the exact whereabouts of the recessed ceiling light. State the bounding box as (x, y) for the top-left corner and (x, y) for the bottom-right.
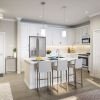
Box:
(39, 16), (42, 18)
(85, 11), (89, 14)
(0, 8), (5, 13)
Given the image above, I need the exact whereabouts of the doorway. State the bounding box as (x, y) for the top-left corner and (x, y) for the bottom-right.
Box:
(0, 32), (5, 75)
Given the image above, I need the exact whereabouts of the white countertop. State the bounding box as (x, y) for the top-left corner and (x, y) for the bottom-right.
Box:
(25, 56), (78, 65)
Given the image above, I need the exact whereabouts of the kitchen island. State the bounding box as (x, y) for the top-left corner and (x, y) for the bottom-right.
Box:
(24, 56), (78, 89)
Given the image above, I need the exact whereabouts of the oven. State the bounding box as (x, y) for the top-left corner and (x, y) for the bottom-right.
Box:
(79, 56), (88, 67)
(78, 56), (88, 66)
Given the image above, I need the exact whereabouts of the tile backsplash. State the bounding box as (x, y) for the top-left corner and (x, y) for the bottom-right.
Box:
(46, 45), (90, 54)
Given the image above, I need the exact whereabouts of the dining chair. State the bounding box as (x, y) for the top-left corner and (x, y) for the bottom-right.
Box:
(37, 60), (51, 91)
(68, 58), (83, 88)
(52, 58), (68, 91)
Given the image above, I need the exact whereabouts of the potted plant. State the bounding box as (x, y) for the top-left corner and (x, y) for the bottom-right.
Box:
(13, 48), (16, 58)
(46, 50), (51, 54)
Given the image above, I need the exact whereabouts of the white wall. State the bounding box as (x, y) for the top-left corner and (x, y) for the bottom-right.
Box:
(0, 20), (17, 57)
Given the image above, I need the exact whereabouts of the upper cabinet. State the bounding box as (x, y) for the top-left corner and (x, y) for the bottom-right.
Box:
(74, 25), (90, 44)
(46, 27), (67, 46)
(20, 22), (76, 48)
(66, 29), (75, 45)
(46, 27), (75, 46)
(46, 28), (61, 46)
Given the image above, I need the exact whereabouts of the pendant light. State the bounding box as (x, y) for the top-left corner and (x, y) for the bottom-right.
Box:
(41, 2), (46, 37)
(62, 6), (66, 38)
(0, 13), (3, 19)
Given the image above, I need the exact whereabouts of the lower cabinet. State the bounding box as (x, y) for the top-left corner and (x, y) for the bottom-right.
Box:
(5, 57), (17, 72)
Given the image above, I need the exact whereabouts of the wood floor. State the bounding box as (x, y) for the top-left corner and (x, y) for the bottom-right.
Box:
(0, 70), (100, 100)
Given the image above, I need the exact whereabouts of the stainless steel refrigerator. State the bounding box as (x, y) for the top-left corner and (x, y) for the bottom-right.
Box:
(29, 36), (46, 57)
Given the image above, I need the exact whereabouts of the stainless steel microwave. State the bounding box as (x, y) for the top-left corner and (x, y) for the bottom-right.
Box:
(82, 38), (90, 44)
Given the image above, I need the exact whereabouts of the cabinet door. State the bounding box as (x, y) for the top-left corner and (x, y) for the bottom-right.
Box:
(75, 28), (82, 44)
(46, 30), (53, 46)
(60, 31), (67, 45)
(74, 25), (89, 44)
(46, 28), (61, 46)
(67, 29), (75, 45)
(52, 30), (61, 46)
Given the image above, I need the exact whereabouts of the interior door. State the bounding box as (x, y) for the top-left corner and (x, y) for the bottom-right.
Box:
(93, 30), (100, 78)
(0, 32), (5, 74)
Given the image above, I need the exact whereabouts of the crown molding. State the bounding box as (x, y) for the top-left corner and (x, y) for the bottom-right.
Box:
(16, 17), (22, 21)
(0, 18), (16, 22)
(89, 12), (100, 18)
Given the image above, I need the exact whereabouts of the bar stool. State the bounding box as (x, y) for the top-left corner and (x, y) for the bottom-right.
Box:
(68, 59), (83, 88)
(52, 59), (68, 91)
(37, 61), (51, 91)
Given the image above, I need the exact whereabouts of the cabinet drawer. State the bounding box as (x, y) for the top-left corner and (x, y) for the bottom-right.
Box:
(6, 58), (17, 72)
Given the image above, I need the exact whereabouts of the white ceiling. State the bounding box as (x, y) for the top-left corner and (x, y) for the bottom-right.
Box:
(0, 0), (100, 26)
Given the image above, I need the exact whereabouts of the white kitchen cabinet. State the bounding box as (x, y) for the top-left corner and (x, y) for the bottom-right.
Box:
(46, 29), (54, 46)
(74, 25), (89, 44)
(52, 30), (61, 46)
(46, 27), (67, 46)
(21, 22), (75, 48)
(60, 32), (67, 45)
(6, 57), (17, 72)
(75, 28), (82, 44)
(67, 29), (75, 45)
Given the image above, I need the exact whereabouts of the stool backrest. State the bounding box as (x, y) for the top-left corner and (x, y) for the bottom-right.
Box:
(75, 59), (83, 69)
(38, 61), (51, 73)
(57, 59), (68, 71)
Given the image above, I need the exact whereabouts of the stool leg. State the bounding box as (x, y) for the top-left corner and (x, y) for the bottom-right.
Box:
(60, 71), (62, 84)
(81, 68), (83, 87)
(66, 70), (68, 91)
(39, 72), (40, 91)
(66, 70), (67, 82)
(50, 72), (51, 87)
(74, 67), (77, 88)
(52, 69), (53, 86)
(57, 71), (59, 92)
(47, 72), (48, 89)
(37, 71), (38, 91)
(68, 66), (69, 84)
